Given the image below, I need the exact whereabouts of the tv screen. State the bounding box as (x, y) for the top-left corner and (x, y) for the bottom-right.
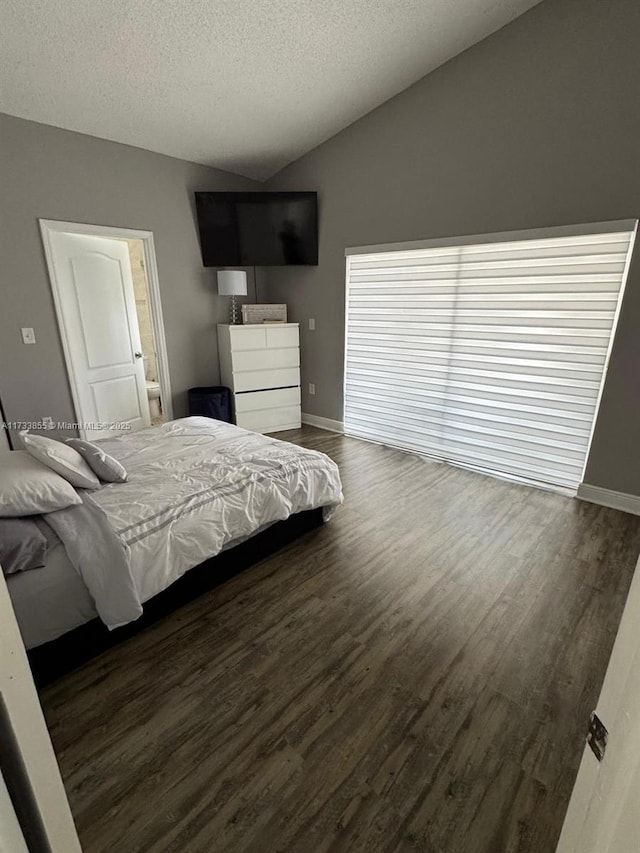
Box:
(195, 191), (318, 266)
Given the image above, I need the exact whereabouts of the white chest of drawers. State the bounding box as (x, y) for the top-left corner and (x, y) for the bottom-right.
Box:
(217, 323), (301, 433)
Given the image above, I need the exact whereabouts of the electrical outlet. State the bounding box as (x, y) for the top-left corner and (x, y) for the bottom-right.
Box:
(21, 327), (36, 344)
(42, 416), (55, 430)
(309, 318), (316, 331)
(309, 383), (316, 395)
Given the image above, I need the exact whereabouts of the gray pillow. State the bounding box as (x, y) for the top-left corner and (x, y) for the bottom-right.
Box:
(0, 517), (48, 575)
(66, 439), (128, 483)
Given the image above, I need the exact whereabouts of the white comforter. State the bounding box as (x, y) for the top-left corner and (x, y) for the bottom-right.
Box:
(45, 418), (343, 629)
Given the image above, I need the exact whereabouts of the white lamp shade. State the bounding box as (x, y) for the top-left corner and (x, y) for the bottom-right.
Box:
(217, 270), (248, 296)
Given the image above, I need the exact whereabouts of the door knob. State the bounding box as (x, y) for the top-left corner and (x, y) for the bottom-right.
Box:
(135, 351), (143, 359)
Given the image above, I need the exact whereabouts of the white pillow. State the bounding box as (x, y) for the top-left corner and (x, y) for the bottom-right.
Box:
(21, 432), (101, 489)
(0, 451), (82, 517)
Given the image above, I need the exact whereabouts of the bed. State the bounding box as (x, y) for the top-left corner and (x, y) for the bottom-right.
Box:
(5, 417), (343, 672)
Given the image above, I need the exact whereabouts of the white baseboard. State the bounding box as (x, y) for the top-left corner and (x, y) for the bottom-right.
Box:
(577, 483), (640, 515)
(301, 413), (344, 434)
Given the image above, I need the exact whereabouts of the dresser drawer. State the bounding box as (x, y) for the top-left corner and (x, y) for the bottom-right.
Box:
(236, 406), (301, 433)
(229, 326), (267, 350)
(233, 367), (300, 393)
(266, 325), (299, 349)
(235, 386), (301, 413)
(232, 346), (299, 373)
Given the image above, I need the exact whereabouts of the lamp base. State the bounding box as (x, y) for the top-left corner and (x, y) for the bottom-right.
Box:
(229, 295), (242, 325)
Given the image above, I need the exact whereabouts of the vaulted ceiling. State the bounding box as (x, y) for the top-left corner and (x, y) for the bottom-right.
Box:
(0, 0), (541, 180)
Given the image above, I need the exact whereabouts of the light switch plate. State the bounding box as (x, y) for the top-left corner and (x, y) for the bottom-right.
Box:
(309, 318), (316, 331)
(21, 327), (36, 345)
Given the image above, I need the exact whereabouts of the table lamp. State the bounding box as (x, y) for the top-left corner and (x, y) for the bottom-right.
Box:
(217, 270), (247, 325)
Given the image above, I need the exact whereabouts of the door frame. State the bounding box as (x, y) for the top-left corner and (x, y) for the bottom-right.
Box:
(40, 219), (174, 433)
(0, 570), (82, 851)
(556, 551), (640, 851)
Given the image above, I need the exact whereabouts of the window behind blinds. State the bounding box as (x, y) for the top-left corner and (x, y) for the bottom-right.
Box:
(344, 222), (637, 491)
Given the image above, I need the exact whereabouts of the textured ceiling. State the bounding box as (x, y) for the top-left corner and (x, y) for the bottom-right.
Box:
(0, 0), (541, 180)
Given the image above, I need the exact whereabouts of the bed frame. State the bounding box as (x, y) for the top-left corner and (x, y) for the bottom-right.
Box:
(28, 508), (324, 687)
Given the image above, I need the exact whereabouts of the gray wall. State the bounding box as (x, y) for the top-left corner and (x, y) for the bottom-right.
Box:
(0, 113), (259, 443)
(264, 0), (640, 495)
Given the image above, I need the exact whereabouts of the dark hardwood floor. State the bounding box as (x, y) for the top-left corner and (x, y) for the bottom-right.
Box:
(40, 427), (640, 852)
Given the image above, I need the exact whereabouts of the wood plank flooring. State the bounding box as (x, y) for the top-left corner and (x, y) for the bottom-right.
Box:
(40, 428), (640, 852)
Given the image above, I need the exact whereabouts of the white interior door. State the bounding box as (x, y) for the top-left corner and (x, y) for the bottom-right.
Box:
(47, 232), (150, 439)
(556, 553), (640, 852)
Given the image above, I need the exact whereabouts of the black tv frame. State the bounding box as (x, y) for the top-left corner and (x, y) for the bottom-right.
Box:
(195, 190), (318, 267)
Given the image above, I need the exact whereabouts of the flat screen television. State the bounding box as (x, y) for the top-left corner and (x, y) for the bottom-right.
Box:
(195, 191), (318, 266)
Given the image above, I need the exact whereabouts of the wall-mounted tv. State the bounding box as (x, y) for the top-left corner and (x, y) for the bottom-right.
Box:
(195, 191), (318, 266)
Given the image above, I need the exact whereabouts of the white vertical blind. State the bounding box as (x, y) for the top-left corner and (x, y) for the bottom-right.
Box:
(344, 223), (637, 491)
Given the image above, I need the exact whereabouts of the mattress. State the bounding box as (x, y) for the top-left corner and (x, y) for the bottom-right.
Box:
(8, 417), (343, 648)
(7, 542), (96, 649)
(8, 515), (317, 650)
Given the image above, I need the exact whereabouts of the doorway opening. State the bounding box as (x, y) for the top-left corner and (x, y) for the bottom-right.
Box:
(39, 220), (173, 439)
(117, 237), (165, 426)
